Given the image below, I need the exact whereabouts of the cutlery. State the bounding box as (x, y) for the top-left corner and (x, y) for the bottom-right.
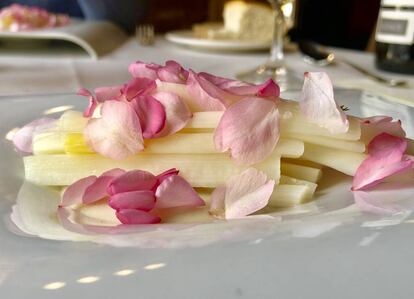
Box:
(298, 39), (408, 88)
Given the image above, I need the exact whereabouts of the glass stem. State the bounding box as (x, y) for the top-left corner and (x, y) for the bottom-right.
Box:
(269, 3), (285, 65)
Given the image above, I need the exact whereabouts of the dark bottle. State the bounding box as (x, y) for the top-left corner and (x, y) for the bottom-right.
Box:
(375, 0), (414, 74)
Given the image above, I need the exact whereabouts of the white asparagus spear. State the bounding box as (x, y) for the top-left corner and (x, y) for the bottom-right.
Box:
(287, 133), (365, 153)
(281, 158), (323, 170)
(301, 143), (367, 176)
(56, 106), (361, 141)
(33, 131), (305, 158)
(281, 162), (323, 183)
(268, 185), (311, 208)
(33, 132), (66, 155)
(24, 153), (281, 188)
(279, 175), (317, 203)
(58, 110), (87, 132)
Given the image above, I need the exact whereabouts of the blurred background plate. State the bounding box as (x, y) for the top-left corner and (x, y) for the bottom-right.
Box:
(0, 20), (127, 59)
(165, 29), (271, 51)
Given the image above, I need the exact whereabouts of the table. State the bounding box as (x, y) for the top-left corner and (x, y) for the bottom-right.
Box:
(0, 37), (413, 104)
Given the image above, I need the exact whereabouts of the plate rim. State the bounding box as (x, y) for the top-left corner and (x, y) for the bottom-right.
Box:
(165, 30), (271, 51)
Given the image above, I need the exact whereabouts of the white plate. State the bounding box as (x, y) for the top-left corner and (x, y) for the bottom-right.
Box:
(1, 90), (414, 298)
(0, 20), (127, 59)
(165, 30), (271, 51)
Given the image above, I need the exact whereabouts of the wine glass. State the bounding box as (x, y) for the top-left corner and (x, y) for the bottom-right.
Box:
(236, 0), (301, 91)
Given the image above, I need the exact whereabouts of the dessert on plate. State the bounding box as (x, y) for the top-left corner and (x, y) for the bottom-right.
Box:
(10, 60), (414, 236)
(0, 4), (70, 32)
(193, 1), (273, 41)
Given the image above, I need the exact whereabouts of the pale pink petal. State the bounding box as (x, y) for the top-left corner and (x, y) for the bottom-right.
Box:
(214, 97), (280, 165)
(57, 207), (134, 235)
(352, 133), (414, 190)
(108, 190), (156, 211)
(116, 209), (161, 224)
(130, 96), (166, 139)
(107, 170), (158, 195)
(186, 70), (239, 111)
(94, 85), (122, 102)
(61, 176), (97, 207)
(256, 79), (280, 97)
(353, 191), (402, 215)
(12, 117), (56, 153)
(360, 115), (406, 143)
(57, 207), (101, 235)
(197, 72), (246, 89)
(299, 72), (349, 134)
(154, 175), (205, 209)
(152, 91), (192, 137)
(77, 88), (97, 117)
(226, 79), (280, 98)
(224, 168), (275, 219)
(84, 101), (144, 160)
(122, 78), (157, 101)
(208, 185), (226, 217)
(197, 73), (280, 98)
(128, 61), (160, 79)
(82, 168), (126, 204)
(101, 168), (126, 177)
(157, 60), (189, 84)
(156, 168), (179, 184)
(82, 175), (114, 204)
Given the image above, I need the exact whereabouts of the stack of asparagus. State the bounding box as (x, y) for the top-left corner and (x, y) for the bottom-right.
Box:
(24, 99), (368, 209)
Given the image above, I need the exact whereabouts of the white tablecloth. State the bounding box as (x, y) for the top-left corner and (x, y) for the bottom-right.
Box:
(0, 37), (413, 104)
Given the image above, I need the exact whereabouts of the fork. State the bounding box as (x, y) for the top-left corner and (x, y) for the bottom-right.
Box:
(136, 24), (155, 46)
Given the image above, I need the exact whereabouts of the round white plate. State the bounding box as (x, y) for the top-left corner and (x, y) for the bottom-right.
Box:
(165, 30), (271, 51)
(1, 90), (414, 298)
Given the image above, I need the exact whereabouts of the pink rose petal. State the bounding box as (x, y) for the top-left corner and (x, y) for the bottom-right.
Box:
(116, 209), (161, 224)
(128, 61), (159, 80)
(197, 72), (248, 89)
(12, 117), (56, 153)
(129, 60), (189, 84)
(151, 91), (192, 137)
(157, 60), (189, 84)
(299, 72), (349, 134)
(131, 96), (166, 139)
(101, 168), (126, 177)
(82, 168), (126, 204)
(352, 133), (414, 190)
(209, 168), (275, 219)
(186, 70), (239, 111)
(226, 79), (280, 98)
(360, 115), (406, 143)
(156, 168), (179, 184)
(84, 101), (144, 160)
(82, 175), (114, 204)
(94, 85), (122, 102)
(196, 73), (280, 98)
(107, 170), (158, 195)
(77, 88), (97, 117)
(155, 175), (205, 209)
(121, 78), (157, 101)
(61, 176), (97, 207)
(108, 190), (156, 211)
(214, 97), (280, 165)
